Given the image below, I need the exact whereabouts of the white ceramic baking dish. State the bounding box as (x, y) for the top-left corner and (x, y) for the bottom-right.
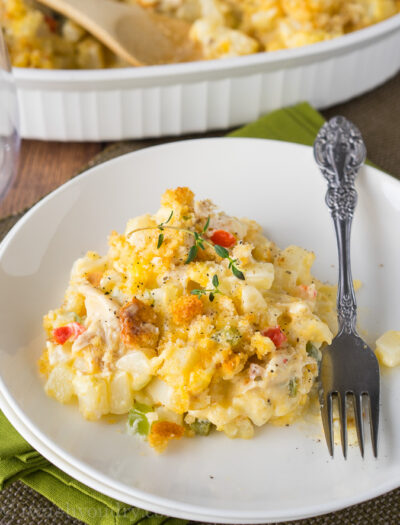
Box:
(13, 13), (400, 141)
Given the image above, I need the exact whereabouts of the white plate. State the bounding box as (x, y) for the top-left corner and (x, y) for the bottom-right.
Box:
(14, 14), (400, 140)
(0, 386), (217, 521)
(0, 138), (399, 523)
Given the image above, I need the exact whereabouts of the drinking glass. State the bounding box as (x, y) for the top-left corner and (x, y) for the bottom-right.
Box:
(0, 28), (20, 201)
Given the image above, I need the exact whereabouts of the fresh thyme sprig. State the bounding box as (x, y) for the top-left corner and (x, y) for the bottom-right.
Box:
(156, 210), (173, 249)
(213, 245), (244, 280)
(127, 211), (245, 280)
(191, 275), (221, 302)
(185, 214), (210, 264)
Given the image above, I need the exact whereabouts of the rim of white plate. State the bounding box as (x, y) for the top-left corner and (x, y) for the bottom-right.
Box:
(0, 139), (399, 523)
(13, 14), (400, 84)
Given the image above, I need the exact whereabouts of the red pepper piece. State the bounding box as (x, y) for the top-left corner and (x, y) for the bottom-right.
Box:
(262, 326), (287, 348)
(210, 230), (236, 248)
(53, 322), (85, 345)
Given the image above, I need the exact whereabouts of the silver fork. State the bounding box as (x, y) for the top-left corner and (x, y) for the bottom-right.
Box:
(313, 116), (380, 458)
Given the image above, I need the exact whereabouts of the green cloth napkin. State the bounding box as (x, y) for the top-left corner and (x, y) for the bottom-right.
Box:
(0, 101), (328, 525)
(229, 101), (325, 144)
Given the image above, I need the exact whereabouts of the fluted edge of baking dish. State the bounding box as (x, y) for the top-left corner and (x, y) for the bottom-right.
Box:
(13, 14), (400, 140)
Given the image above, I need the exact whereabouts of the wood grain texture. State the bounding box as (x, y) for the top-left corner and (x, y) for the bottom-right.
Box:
(0, 130), (225, 220)
(0, 140), (103, 219)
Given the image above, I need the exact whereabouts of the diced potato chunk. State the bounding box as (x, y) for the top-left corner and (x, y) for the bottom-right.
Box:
(241, 285), (267, 314)
(146, 378), (174, 407)
(291, 315), (332, 345)
(151, 284), (180, 309)
(277, 246), (315, 284)
(190, 20), (259, 59)
(116, 350), (153, 390)
(70, 252), (107, 282)
(245, 262), (274, 290)
(221, 417), (254, 439)
(233, 391), (273, 427)
(155, 406), (183, 425)
(45, 364), (75, 404)
(47, 342), (72, 366)
(73, 375), (109, 420)
(62, 20), (85, 43)
(125, 214), (155, 237)
(76, 38), (105, 69)
(375, 330), (400, 367)
(273, 266), (298, 292)
(109, 371), (133, 414)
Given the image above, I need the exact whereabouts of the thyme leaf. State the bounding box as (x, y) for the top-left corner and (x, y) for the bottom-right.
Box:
(193, 232), (205, 250)
(191, 289), (207, 297)
(231, 265), (245, 280)
(203, 216), (210, 233)
(214, 244), (229, 258)
(157, 210), (173, 231)
(186, 245), (198, 264)
(191, 274), (222, 302)
(128, 211), (245, 280)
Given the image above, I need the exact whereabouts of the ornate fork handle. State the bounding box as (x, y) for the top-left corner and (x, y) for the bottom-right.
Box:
(314, 116), (366, 335)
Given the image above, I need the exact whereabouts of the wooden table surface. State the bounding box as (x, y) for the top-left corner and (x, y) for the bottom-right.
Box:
(0, 141), (104, 219)
(1, 71), (400, 221)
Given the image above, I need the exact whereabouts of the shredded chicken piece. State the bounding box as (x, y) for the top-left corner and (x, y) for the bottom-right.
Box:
(249, 363), (265, 380)
(73, 283), (120, 353)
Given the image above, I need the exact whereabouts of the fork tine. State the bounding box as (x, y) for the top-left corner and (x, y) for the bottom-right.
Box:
(353, 393), (364, 458)
(321, 392), (334, 457)
(368, 390), (380, 458)
(337, 392), (348, 459)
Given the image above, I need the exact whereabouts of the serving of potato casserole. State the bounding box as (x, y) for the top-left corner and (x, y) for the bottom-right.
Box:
(40, 187), (343, 452)
(2, 0), (400, 68)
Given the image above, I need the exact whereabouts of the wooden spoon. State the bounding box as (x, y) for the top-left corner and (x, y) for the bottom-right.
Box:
(37, 0), (201, 66)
